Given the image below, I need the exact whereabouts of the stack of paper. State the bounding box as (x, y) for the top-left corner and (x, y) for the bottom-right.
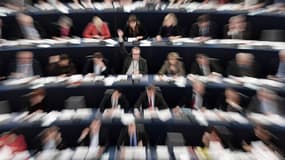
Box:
(156, 146), (170, 160)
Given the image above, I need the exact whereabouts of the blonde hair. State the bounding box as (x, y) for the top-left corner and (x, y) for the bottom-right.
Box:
(92, 16), (104, 33)
(163, 13), (177, 27)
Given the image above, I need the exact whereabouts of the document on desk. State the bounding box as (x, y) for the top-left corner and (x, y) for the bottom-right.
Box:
(73, 147), (89, 159)
(157, 109), (172, 122)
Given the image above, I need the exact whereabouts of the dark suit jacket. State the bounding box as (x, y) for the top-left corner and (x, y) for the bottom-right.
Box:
(83, 59), (111, 76)
(99, 93), (129, 112)
(157, 25), (181, 37)
(47, 62), (76, 76)
(8, 60), (43, 76)
(77, 128), (110, 148)
(8, 21), (46, 40)
(119, 42), (148, 74)
(124, 25), (147, 39)
(134, 91), (168, 110)
(178, 92), (214, 109)
(190, 60), (222, 75)
(247, 96), (285, 115)
(190, 22), (218, 38)
(227, 60), (259, 78)
(117, 125), (148, 147)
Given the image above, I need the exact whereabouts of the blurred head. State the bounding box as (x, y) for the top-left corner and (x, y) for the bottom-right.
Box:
(127, 15), (139, 29)
(167, 52), (180, 65)
(196, 54), (209, 66)
(112, 89), (122, 99)
(40, 126), (62, 145)
(257, 88), (277, 102)
(17, 51), (33, 64)
(235, 53), (254, 67)
(92, 16), (103, 29)
(163, 13), (177, 27)
(132, 47), (141, 61)
(192, 80), (205, 95)
(229, 15), (246, 31)
(128, 123), (136, 136)
(58, 54), (70, 67)
(254, 125), (272, 142)
(279, 50), (285, 62)
(93, 52), (104, 64)
(16, 13), (34, 26)
(197, 14), (210, 28)
(28, 88), (46, 104)
(90, 119), (101, 134)
(225, 88), (240, 104)
(58, 16), (73, 28)
(146, 85), (156, 97)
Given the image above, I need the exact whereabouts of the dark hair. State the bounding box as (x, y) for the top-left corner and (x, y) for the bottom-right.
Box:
(197, 14), (210, 23)
(59, 54), (70, 61)
(127, 15), (141, 36)
(93, 52), (104, 59)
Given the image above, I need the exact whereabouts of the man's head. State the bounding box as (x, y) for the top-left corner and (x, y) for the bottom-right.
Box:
(192, 80), (205, 95)
(146, 85), (156, 97)
(197, 14), (210, 28)
(257, 88), (277, 102)
(279, 50), (285, 62)
(132, 47), (141, 61)
(16, 13), (34, 26)
(17, 51), (33, 64)
(128, 122), (136, 136)
(235, 53), (254, 67)
(93, 52), (104, 64)
(196, 54), (209, 66)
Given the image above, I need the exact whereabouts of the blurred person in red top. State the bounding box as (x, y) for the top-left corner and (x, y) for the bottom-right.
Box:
(83, 16), (111, 39)
(0, 130), (27, 153)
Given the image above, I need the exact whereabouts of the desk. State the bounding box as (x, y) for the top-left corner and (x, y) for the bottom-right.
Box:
(0, 42), (279, 77)
(1, 75), (285, 112)
(2, 10), (285, 40)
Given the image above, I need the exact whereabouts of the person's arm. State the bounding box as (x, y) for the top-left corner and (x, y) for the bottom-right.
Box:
(157, 93), (168, 109)
(99, 94), (109, 113)
(158, 62), (167, 75)
(134, 93), (145, 111)
(83, 23), (93, 38)
(83, 60), (92, 75)
(121, 95), (130, 112)
(101, 23), (111, 39)
(189, 23), (198, 38)
(140, 58), (148, 74)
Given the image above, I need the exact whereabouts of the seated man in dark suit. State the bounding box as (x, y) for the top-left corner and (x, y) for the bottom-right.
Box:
(227, 53), (259, 78)
(117, 122), (148, 147)
(224, 15), (251, 40)
(77, 119), (110, 159)
(8, 13), (46, 40)
(134, 85), (168, 113)
(190, 14), (218, 41)
(24, 88), (49, 114)
(99, 89), (129, 113)
(247, 88), (285, 115)
(47, 54), (76, 77)
(190, 54), (222, 76)
(9, 51), (42, 78)
(176, 80), (213, 110)
(83, 52), (111, 76)
(118, 30), (148, 75)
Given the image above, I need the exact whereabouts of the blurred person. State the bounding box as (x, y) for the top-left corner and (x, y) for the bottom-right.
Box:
(118, 30), (148, 75)
(123, 15), (147, 41)
(0, 130), (27, 153)
(158, 52), (185, 76)
(77, 119), (110, 158)
(8, 51), (42, 78)
(190, 14), (218, 40)
(202, 126), (222, 147)
(83, 52), (111, 76)
(227, 53), (259, 77)
(190, 54), (222, 76)
(73, 0), (94, 8)
(47, 54), (76, 76)
(156, 13), (182, 41)
(247, 88), (285, 115)
(223, 88), (243, 112)
(99, 89), (129, 113)
(37, 126), (66, 151)
(243, 124), (284, 156)
(49, 15), (74, 39)
(9, 13), (46, 40)
(1, 0), (26, 11)
(187, 80), (209, 109)
(117, 122), (148, 147)
(224, 15), (251, 40)
(83, 16), (111, 39)
(134, 85), (168, 111)
(25, 88), (49, 114)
